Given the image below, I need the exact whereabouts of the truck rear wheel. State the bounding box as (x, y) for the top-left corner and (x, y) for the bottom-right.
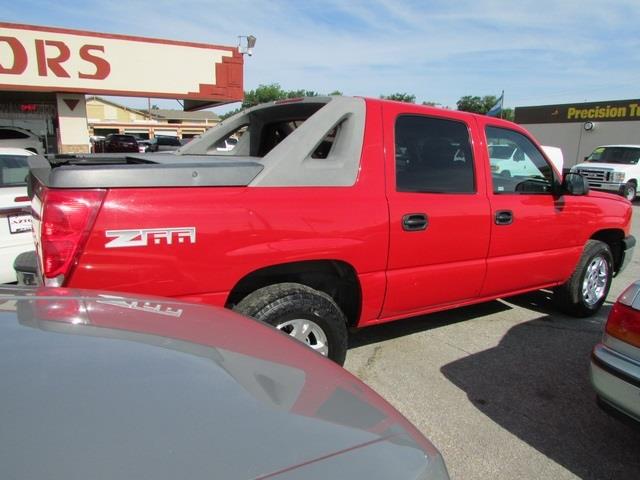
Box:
(554, 240), (613, 317)
(234, 283), (348, 365)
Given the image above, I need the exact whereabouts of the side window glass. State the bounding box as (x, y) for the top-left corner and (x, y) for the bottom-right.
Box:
(395, 115), (475, 193)
(486, 126), (554, 194)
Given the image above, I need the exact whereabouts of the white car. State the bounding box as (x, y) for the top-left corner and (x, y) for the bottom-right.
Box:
(489, 144), (538, 177)
(0, 148), (35, 283)
(0, 126), (44, 155)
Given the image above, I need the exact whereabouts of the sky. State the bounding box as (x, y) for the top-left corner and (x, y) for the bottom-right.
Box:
(4, 0), (640, 113)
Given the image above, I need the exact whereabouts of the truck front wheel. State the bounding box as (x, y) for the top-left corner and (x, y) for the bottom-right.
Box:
(554, 240), (613, 317)
(623, 182), (637, 202)
(234, 283), (348, 365)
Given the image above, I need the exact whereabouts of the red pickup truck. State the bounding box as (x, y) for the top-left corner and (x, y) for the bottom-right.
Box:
(26, 96), (635, 364)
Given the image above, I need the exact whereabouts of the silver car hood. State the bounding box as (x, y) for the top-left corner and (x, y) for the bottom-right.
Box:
(0, 288), (447, 480)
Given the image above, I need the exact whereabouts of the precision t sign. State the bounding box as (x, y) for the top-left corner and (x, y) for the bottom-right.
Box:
(0, 22), (243, 105)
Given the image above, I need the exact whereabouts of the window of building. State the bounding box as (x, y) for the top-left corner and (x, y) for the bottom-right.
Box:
(395, 115), (475, 193)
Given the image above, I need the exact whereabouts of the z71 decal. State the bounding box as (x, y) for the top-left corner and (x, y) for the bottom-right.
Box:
(105, 227), (196, 249)
(97, 294), (183, 318)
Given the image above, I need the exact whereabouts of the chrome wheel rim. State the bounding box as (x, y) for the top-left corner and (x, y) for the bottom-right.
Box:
(582, 256), (608, 306)
(626, 186), (636, 201)
(276, 318), (329, 356)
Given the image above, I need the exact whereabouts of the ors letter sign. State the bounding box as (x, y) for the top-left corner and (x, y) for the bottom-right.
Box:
(0, 23), (243, 105)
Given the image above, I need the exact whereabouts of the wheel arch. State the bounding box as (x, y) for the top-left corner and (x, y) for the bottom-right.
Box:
(226, 260), (362, 327)
(590, 229), (625, 274)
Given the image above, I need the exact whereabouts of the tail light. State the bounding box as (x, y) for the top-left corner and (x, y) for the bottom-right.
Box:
(605, 283), (640, 349)
(37, 188), (106, 286)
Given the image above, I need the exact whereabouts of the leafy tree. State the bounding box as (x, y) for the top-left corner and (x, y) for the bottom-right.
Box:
(457, 95), (494, 113)
(380, 93), (416, 103)
(219, 84), (342, 119)
(328, 90), (343, 96)
(456, 94), (513, 120)
(242, 83), (288, 108)
(501, 108), (514, 121)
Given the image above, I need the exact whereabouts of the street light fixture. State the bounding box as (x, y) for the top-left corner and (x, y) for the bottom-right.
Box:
(238, 35), (257, 56)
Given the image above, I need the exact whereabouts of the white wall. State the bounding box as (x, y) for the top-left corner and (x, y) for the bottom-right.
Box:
(55, 93), (90, 152)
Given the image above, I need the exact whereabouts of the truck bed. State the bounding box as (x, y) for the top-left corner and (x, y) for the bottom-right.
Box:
(28, 153), (264, 188)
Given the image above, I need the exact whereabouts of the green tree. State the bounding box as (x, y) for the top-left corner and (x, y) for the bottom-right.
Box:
(456, 95), (492, 113)
(456, 95), (513, 120)
(501, 108), (514, 121)
(380, 93), (416, 103)
(242, 83), (288, 108)
(219, 84), (342, 120)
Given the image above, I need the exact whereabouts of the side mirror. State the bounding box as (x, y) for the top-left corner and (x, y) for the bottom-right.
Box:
(563, 172), (589, 195)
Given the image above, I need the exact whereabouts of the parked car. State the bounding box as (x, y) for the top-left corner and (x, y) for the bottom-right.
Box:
(590, 280), (640, 424)
(147, 135), (181, 152)
(571, 145), (640, 201)
(0, 148), (34, 283)
(89, 135), (105, 153)
(0, 126), (44, 155)
(0, 286), (450, 480)
(23, 96), (635, 364)
(136, 139), (152, 153)
(94, 134), (139, 153)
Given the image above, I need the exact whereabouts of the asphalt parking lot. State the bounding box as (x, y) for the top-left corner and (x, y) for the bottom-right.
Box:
(345, 204), (640, 480)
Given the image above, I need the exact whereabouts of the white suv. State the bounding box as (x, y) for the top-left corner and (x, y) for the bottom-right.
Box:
(0, 126), (44, 155)
(0, 148), (35, 283)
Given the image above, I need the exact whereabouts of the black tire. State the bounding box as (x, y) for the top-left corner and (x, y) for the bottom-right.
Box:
(234, 283), (348, 365)
(623, 182), (637, 202)
(554, 240), (613, 317)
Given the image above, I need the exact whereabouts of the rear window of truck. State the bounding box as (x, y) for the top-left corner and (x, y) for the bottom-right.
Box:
(395, 115), (475, 194)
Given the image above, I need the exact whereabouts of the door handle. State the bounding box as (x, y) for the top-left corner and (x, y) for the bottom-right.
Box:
(495, 210), (513, 225)
(402, 213), (428, 231)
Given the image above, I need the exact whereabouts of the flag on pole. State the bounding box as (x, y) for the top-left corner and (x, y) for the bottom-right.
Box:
(487, 91), (504, 117)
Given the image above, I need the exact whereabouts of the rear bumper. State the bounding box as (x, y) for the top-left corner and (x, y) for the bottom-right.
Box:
(13, 250), (39, 286)
(0, 243), (33, 284)
(590, 343), (640, 423)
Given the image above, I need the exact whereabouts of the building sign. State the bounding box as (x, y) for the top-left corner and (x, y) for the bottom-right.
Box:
(0, 23), (243, 109)
(515, 99), (640, 124)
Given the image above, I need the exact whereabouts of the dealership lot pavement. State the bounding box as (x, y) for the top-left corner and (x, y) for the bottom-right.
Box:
(346, 204), (640, 480)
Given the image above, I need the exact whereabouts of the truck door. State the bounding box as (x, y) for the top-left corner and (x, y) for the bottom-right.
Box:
(381, 105), (492, 319)
(479, 122), (585, 297)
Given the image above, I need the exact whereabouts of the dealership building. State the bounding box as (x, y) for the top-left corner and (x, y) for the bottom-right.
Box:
(0, 22), (243, 154)
(515, 99), (640, 168)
